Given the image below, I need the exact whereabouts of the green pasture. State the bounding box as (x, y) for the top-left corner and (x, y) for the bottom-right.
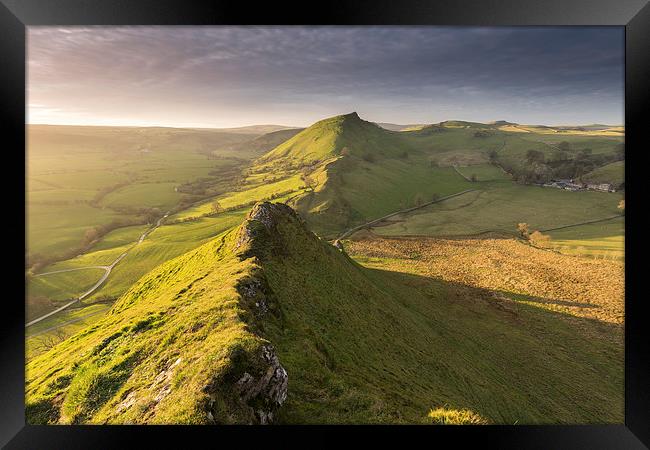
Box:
(373, 183), (623, 237)
(28, 268), (107, 302)
(546, 217), (624, 260)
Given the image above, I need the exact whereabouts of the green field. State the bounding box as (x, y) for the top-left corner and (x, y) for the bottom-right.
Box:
(171, 174), (305, 221)
(546, 217), (624, 259)
(103, 182), (182, 210)
(27, 203), (126, 257)
(26, 125), (265, 264)
(28, 268), (107, 302)
(372, 182), (622, 237)
(454, 164), (512, 181)
(89, 224), (150, 252)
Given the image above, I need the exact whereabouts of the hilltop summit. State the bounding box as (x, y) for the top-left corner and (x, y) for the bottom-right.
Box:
(258, 111), (404, 164)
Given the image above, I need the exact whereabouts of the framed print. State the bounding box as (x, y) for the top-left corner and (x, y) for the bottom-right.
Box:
(2, 0), (649, 448)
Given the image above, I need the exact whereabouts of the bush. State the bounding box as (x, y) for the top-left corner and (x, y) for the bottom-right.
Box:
(529, 230), (551, 247)
(517, 222), (530, 238)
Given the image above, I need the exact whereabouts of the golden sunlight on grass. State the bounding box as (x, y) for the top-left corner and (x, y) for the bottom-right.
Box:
(348, 236), (624, 326)
(427, 406), (489, 425)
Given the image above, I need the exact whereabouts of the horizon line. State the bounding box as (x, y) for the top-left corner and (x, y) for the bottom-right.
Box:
(26, 118), (624, 130)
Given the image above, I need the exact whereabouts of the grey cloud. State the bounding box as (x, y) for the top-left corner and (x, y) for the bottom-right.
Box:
(27, 26), (623, 127)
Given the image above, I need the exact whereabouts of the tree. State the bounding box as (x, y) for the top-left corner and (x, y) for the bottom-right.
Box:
(576, 148), (593, 161)
(618, 199), (625, 213)
(144, 207), (162, 224)
(83, 227), (100, 244)
(470, 174), (478, 182)
(34, 329), (68, 353)
(552, 150), (569, 162)
(431, 192), (440, 202)
(517, 222), (530, 239)
(211, 201), (223, 214)
(526, 149), (545, 165)
(302, 174), (317, 191)
(529, 230), (551, 248)
(413, 192), (425, 206)
(487, 149), (498, 162)
(558, 141), (571, 151)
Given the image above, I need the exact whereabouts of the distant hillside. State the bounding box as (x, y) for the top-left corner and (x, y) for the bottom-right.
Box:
(26, 202), (622, 424)
(259, 112), (448, 235)
(251, 112), (623, 237)
(375, 122), (425, 131)
(581, 160), (625, 188)
(227, 128), (304, 158)
(28, 124), (260, 156)
(209, 124), (299, 134)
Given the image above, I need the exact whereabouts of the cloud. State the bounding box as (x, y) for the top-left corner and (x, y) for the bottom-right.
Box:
(27, 26), (624, 127)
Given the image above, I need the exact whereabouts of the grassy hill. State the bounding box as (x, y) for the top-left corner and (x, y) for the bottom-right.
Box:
(255, 113), (622, 238)
(581, 161), (625, 188)
(26, 202), (622, 425)
(259, 113), (476, 235)
(226, 128), (304, 158)
(27, 114), (625, 330)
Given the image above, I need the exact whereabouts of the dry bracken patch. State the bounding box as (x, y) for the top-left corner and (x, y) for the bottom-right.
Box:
(348, 236), (624, 325)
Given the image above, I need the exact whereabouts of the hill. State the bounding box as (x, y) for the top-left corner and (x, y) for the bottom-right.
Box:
(581, 160), (625, 188)
(257, 112), (474, 235)
(208, 124), (298, 135)
(375, 122), (425, 131)
(248, 112), (623, 238)
(226, 128), (304, 158)
(26, 202), (622, 424)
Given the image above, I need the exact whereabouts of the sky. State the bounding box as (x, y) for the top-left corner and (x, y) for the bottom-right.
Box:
(27, 26), (624, 128)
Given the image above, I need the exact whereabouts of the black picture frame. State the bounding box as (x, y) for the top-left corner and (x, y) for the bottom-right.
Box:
(2, 0), (649, 448)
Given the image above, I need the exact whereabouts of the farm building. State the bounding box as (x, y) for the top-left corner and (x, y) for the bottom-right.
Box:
(586, 183), (615, 192)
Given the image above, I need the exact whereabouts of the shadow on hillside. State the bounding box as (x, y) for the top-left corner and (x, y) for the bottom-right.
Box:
(366, 265), (623, 339)
(342, 264), (624, 424)
(502, 292), (599, 309)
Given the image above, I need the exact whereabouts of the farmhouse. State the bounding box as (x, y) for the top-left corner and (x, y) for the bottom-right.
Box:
(587, 183), (615, 192)
(544, 179), (584, 191)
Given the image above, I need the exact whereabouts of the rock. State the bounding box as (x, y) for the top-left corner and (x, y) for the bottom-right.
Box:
(233, 344), (288, 424)
(115, 391), (137, 414)
(236, 276), (269, 315)
(235, 202), (307, 255)
(149, 357), (182, 406)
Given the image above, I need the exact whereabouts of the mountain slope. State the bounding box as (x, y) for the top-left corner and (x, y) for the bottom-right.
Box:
(254, 112), (475, 236)
(27, 202), (622, 424)
(227, 128), (304, 158)
(251, 114), (623, 236)
(259, 112), (410, 164)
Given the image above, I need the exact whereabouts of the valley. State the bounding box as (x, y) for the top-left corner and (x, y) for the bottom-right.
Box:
(25, 113), (625, 424)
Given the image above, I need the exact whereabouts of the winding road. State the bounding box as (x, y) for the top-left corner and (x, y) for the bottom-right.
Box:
(26, 212), (169, 328)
